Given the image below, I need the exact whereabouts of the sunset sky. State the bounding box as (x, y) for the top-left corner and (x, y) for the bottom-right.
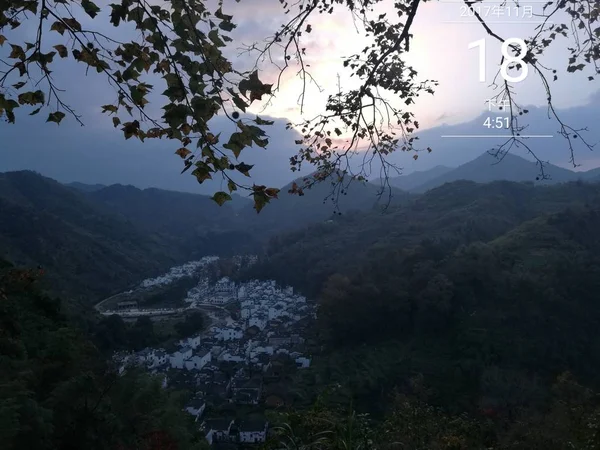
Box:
(1, 0), (598, 192)
(228, 0), (597, 128)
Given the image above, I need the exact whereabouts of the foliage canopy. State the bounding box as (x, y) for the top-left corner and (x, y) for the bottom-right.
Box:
(0, 0), (598, 210)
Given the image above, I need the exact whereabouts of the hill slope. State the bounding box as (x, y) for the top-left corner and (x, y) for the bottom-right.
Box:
(247, 179), (600, 296)
(387, 165), (453, 190)
(244, 172), (413, 235)
(0, 171), (178, 301)
(66, 181), (107, 192)
(87, 184), (261, 256)
(246, 179), (600, 416)
(411, 152), (579, 193)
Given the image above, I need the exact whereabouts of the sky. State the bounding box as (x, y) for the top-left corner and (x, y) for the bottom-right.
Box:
(0, 0), (598, 193)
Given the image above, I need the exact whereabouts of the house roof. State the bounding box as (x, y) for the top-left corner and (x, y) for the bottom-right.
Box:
(194, 349), (211, 358)
(186, 397), (206, 409)
(205, 418), (233, 431)
(238, 419), (267, 432)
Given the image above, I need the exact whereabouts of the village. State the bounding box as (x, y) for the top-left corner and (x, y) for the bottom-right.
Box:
(109, 257), (317, 448)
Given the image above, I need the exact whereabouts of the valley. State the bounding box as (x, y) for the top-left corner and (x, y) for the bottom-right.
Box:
(5, 152), (600, 449)
(1, 3), (598, 448)
(95, 256), (317, 445)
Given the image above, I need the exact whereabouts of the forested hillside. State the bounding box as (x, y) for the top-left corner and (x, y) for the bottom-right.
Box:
(247, 179), (600, 422)
(0, 170), (408, 302)
(0, 260), (208, 450)
(242, 172), (413, 235)
(86, 184), (259, 257)
(0, 171), (179, 302)
(5, 171), (600, 448)
(248, 180), (600, 296)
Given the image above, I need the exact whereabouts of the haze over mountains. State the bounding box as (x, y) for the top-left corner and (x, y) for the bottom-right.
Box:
(3, 149), (600, 303)
(368, 91), (600, 178)
(389, 152), (600, 193)
(2, 91), (599, 194)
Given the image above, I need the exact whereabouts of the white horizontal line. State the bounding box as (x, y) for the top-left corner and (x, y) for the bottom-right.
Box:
(441, 135), (554, 138)
(442, 20), (553, 24)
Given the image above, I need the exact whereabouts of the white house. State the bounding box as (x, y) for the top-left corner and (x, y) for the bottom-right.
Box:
(217, 327), (244, 341)
(248, 316), (267, 330)
(148, 350), (169, 368)
(184, 349), (212, 370)
(296, 356), (311, 368)
(220, 352), (245, 363)
(170, 346), (193, 369)
(178, 334), (201, 349)
(184, 398), (206, 421)
(204, 418), (234, 445)
(215, 277), (236, 294)
(249, 346), (274, 359)
(238, 420), (269, 443)
(135, 348), (155, 363)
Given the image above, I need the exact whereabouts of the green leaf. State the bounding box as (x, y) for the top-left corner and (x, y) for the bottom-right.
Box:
(40, 51), (56, 65)
(29, 106), (42, 116)
(211, 191), (232, 206)
(175, 147), (192, 158)
(0, 35), (6, 46)
(63, 17), (82, 32)
(81, 0), (101, 18)
(219, 20), (236, 32)
(215, 7), (232, 21)
(254, 138), (268, 148)
(208, 29), (225, 47)
(239, 71), (272, 102)
(254, 116), (274, 125)
(227, 180), (237, 192)
(53, 44), (68, 58)
(265, 188), (280, 199)
(192, 162), (213, 183)
(231, 94), (248, 112)
(121, 120), (140, 139)
(101, 104), (118, 114)
(223, 132), (252, 159)
(9, 45), (25, 60)
(18, 90), (44, 105)
(46, 111), (66, 124)
(50, 21), (67, 35)
(235, 162), (253, 177)
(252, 191), (269, 213)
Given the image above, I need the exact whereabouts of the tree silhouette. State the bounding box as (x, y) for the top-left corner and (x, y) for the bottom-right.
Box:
(0, 0), (597, 209)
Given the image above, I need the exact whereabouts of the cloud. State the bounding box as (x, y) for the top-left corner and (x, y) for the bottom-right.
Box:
(1, 0), (598, 192)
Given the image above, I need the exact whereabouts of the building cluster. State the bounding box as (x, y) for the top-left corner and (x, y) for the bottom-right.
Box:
(139, 256), (219, 288)
(185, 276), (238, 305)
(113, 278), (316, 447)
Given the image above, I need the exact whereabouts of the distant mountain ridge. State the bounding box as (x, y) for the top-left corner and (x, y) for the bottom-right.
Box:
(389, 152), (600, 193)
(0, 171), (178, 301)
(66, 181), (107, 192)
(241, 171), (414, 234)
(386, 165), (453, 190)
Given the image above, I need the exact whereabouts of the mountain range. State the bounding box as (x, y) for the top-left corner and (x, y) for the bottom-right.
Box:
(3, 150), (600, 302)
(388, 151), (600, 193)
(3, 91), (598, 194)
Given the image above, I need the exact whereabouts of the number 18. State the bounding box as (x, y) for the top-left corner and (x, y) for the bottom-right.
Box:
(468, 37), (529, 83)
